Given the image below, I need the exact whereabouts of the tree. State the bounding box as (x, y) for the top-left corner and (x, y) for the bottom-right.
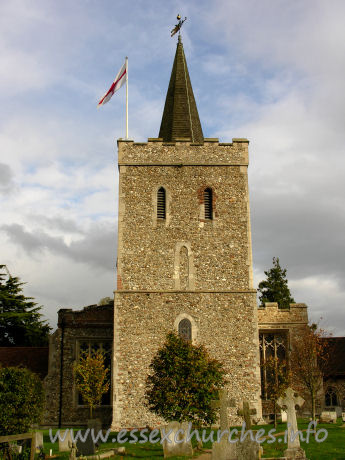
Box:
(0, 265), (51, 346)
(98, 297), (113, 306)
(145, 332), (227, 426)
(290, 323), (331, 421)
(258, 257), (295, 309)
(261, 356), (290, 428)
(0, 367), (45, 435)
(75, 350), (110, 419)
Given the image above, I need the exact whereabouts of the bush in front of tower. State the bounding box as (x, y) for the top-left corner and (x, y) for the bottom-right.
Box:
(145, 332), (226, 426)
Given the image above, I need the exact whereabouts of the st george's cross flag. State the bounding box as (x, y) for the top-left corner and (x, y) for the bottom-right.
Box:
(98, 60), (127, 107)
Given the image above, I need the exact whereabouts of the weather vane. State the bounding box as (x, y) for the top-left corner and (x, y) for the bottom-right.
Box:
(171, 14), (187, 37)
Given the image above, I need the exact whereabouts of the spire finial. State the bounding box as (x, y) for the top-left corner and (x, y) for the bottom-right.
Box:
(171, 14), (187, 38)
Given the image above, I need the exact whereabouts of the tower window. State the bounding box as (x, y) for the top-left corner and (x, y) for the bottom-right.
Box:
(157, 187), (166, 219)
(204, 188), (213, 220)
(178, 318), (192, 341)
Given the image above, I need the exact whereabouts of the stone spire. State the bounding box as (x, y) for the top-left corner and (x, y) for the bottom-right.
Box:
(159, 36), (204, 143)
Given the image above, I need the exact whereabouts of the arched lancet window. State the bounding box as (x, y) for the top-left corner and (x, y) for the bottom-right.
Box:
(204, 188), (213, 220)
(325, 387), (338, 406)
(179, 246), (189, 290)
(157, 187), (166, 219)
(178, 318), (192, 341)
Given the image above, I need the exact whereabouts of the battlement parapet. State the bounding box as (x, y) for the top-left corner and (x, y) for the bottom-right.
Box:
(117, 137), (249, 166)
(258, 302), (308, 327)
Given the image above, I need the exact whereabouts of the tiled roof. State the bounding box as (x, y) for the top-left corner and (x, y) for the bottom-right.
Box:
(159, 36), (204, 143)
(0, 347), (49, 378)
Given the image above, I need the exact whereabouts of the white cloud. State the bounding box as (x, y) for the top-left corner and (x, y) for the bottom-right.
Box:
(0, 0), (344, 337)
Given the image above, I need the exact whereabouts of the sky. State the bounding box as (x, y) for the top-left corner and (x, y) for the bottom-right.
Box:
(1, 0), (345, 335)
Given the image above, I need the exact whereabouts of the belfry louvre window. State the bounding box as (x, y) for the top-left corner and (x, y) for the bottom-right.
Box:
(157, 187), (166, 219)
(178, 318), (192, 341)
(204, 188), (213, 220)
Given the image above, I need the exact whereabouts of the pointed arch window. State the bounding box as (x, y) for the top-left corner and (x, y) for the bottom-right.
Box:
(178, 318), (192, 341)
(325, 387), (338, 407)
(204, 188), (213, 220)
(157, 187), (166, 220)
(77, 340), (112, 405)
(259, 332), (287, 400)
(179, 246), (189, 290)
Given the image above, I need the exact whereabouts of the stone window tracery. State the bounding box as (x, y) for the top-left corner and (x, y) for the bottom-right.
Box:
(325, 386), (338, 407)
(259, 332), (287, 400)
(77, 340), (112, 406)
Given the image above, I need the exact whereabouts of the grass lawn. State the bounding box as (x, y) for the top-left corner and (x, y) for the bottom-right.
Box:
(41, 419), (345, 459)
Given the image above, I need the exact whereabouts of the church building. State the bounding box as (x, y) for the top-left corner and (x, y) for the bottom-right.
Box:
(42, 36), (344, 428)
(112, 34), (262, 427)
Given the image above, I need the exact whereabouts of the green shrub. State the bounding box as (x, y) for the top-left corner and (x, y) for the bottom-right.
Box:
(0, 367), (44, 435)
(145, 332), (227, 425)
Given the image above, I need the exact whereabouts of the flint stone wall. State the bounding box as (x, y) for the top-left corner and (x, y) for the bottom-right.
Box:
(258, 302), (309, 366)
(117, 138), (253, 292)
(113, 138), (261, 428)
(118, 137), (249, 165)
(43, 304), (113, 427)
(258, 302), (313, 416)
(112, 291), (261, 428)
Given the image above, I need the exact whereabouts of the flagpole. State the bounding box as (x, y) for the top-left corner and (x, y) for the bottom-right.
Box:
(125, 56), (128, 139)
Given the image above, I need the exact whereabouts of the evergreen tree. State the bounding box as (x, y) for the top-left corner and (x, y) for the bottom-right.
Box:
(0, 265), (51, 346)
(145, 332), (226, 425)
(258, 257), (295, 309)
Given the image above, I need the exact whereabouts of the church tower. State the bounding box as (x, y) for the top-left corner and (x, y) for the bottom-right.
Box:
(111, 37), (262, 428)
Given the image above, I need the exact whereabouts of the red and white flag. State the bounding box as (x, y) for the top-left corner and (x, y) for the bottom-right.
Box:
(98, 60), (127, 107)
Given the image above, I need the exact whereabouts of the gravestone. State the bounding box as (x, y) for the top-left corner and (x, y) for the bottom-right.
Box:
(333, 406), (342, 417)
(281, 409), (287, 422)
(160, 421), (193, 458)
(342, 412), (345, 422)
(211, 389), (237, 460)
(9, 443), (22, 455)
(237, 401), (257, 429)
(87, 418), (102, 434)
(320, 411), (337, 423)
(237, 401), (260, 460)
(76, 430), (95, 456)
(59, 429), (73, 452)
(236, 437), (260, 460)
(34, 432), (44, 453)
(277, 387), (307, 459)
(69, 442), (77, 460)
(211, 389), (236, 432)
